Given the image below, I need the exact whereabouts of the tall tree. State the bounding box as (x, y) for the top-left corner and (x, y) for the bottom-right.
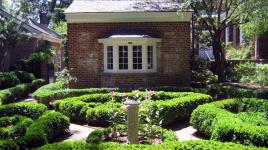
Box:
(180, 0), (265, 82)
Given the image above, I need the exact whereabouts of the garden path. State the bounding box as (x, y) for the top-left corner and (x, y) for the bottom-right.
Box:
(18, 93), (37, 103)
(64, 124), (98, 141)
(168, 120), (206, 141)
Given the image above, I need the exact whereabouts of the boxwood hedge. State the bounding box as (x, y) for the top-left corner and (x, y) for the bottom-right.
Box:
(35, 140), (267, 150)
(32, 82), (118, 105)
(54, 92), (212, 126)
(0, 102), (70, 149)
(190, 98), (268, 147)
(0, 79), (45, 105)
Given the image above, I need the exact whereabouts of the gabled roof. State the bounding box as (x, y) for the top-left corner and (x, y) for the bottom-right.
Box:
(0, 6), (62, 43)
(65, 0), (180, 13)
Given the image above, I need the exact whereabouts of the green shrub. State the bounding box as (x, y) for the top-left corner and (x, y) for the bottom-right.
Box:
(190, 98), (268, 147)
(14, 71), (35, 83)
(33, 82), (118, 105)
(54, 92), (212, 126)
(0, 72), (20, 90)
(0, 79), (45, 105)
(24, 111), (70, 148)
(35, 140), (266, 150)
(0, 102), (47, 119)
(0, 115), (33, 139)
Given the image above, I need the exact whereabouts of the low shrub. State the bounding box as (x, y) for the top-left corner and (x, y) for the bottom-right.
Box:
(0, 109), (69, 149)
(33, 82), (118, 105)
(0, 79), (45, 105)
(35, 140), (266, 150)
(0, 72), (20, 90)
(87, 124), (177, 144)
(0, 102), (47, 119)
(23, 111), (70, 148)
(14, 71), (35, 83)
(54, 92), (212, 126)
(190, 98), (268, 147)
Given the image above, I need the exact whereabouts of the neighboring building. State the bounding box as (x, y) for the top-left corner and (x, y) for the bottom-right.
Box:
(65, 0), (192, 88)
(0, 6), (63, 81)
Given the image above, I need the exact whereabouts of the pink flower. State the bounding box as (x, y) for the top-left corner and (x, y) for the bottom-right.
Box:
(120, 93), (127, 97)
(109, 91), (116, 96)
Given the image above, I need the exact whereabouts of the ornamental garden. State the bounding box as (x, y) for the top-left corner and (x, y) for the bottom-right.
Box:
(0, 75), (268, 149)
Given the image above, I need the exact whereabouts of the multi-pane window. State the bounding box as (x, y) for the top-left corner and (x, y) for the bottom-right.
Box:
(119, 46), (128, 70)
(133, 46), (142, 70)
(147, 46), (153, 69)
(107, 46), (113, 70)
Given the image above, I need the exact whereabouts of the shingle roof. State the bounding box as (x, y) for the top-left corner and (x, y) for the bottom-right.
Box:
(65, 0), (180, 13)
(0, 6), (62, 43)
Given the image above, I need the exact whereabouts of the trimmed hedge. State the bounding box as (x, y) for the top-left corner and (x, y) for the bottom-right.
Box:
(0, 71), (35, 90)
(87, 124), (177, 144)
(35, 140), (267, 150)
(148, 86), (268, 99)
(54, 92), (212, 126)
(0, 102), (69, 149)
(32, 82), (118, 105)
(0, 79), (45, 105)
(190, 98), (268, 147)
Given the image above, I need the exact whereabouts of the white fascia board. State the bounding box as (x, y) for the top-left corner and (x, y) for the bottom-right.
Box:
(98, 37), (162, 45)
(66, 12), (192, 23)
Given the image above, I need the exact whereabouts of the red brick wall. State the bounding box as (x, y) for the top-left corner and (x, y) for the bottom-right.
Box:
(68, 22), (191, 88)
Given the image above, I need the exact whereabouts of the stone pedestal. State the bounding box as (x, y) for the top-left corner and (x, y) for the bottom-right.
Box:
(124, 100), (139, 144)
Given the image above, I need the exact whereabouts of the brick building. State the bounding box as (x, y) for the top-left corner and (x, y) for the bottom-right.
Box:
(65, 0), (192, 88)
(0, 6), (63, 81)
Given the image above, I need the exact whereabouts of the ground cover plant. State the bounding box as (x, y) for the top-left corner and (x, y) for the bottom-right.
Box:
(87, 124), (176, 144)
(0, 102), (70, 149)
(35, 140), (267, 150)
(54, 91), (212, 126)
(32, 81), (118, 105)
(190, 98), (268, 147)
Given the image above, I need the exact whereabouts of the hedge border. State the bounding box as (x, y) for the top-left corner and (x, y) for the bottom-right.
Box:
(190, 98), (268, 147)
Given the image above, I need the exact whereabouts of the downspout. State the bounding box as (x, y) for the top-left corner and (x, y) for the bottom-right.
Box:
(191, 12), (195, 58)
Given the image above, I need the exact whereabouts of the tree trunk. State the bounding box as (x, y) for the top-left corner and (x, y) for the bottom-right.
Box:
(39, 13), (50, 26)
(212, 37), (226, 83)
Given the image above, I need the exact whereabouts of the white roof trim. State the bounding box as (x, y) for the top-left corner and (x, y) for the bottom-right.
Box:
(66, 12), (192, 23)
(98, 37), (162, 45)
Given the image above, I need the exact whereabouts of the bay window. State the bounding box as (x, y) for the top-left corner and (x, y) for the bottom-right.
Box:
(99, 35), (161, 73)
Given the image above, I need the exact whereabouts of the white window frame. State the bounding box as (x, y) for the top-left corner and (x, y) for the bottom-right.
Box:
(99, 37), (161, 73)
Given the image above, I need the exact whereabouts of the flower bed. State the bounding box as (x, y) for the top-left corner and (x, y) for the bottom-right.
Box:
(190, 98), (268, 147)
(32, 82), (118, 105)
(54, 91), (212, 126)
(35, 140), (265, 150)
(87, 124), (176, 144)
(0, 79), (45, 105)
(0, 102), (70, 149)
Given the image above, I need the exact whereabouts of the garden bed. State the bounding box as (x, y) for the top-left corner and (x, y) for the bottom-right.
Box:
(190, 98), (268, 147)
(87, 124), (176, 144)
(54, 91), (212, 126)
(0, 102), (70, 149)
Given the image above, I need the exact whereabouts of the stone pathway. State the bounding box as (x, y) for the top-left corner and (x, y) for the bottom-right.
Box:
(167, 120), (206, 141)
(64, 123), (98, 141)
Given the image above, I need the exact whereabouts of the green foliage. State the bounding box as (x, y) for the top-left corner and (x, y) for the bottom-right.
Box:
(226, 44), (254, 60)
(0, 102), (47, 119)
(55, 68), (77, 86)
(14, 71), (35, 83)
(24, 111), (70, 148)
(0, 79), (45, 105)
(191, 57), (218, 85)
(33, 82), (118, 105)
(87, 124), (176, 144)
(35, 140), (266, 150)
(234, 62), (268, 85)
(0, 115), (33, 139)
(0, 72), (20, 90)
(190, 98), (268, 147)
(54, 92), (212, 126)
